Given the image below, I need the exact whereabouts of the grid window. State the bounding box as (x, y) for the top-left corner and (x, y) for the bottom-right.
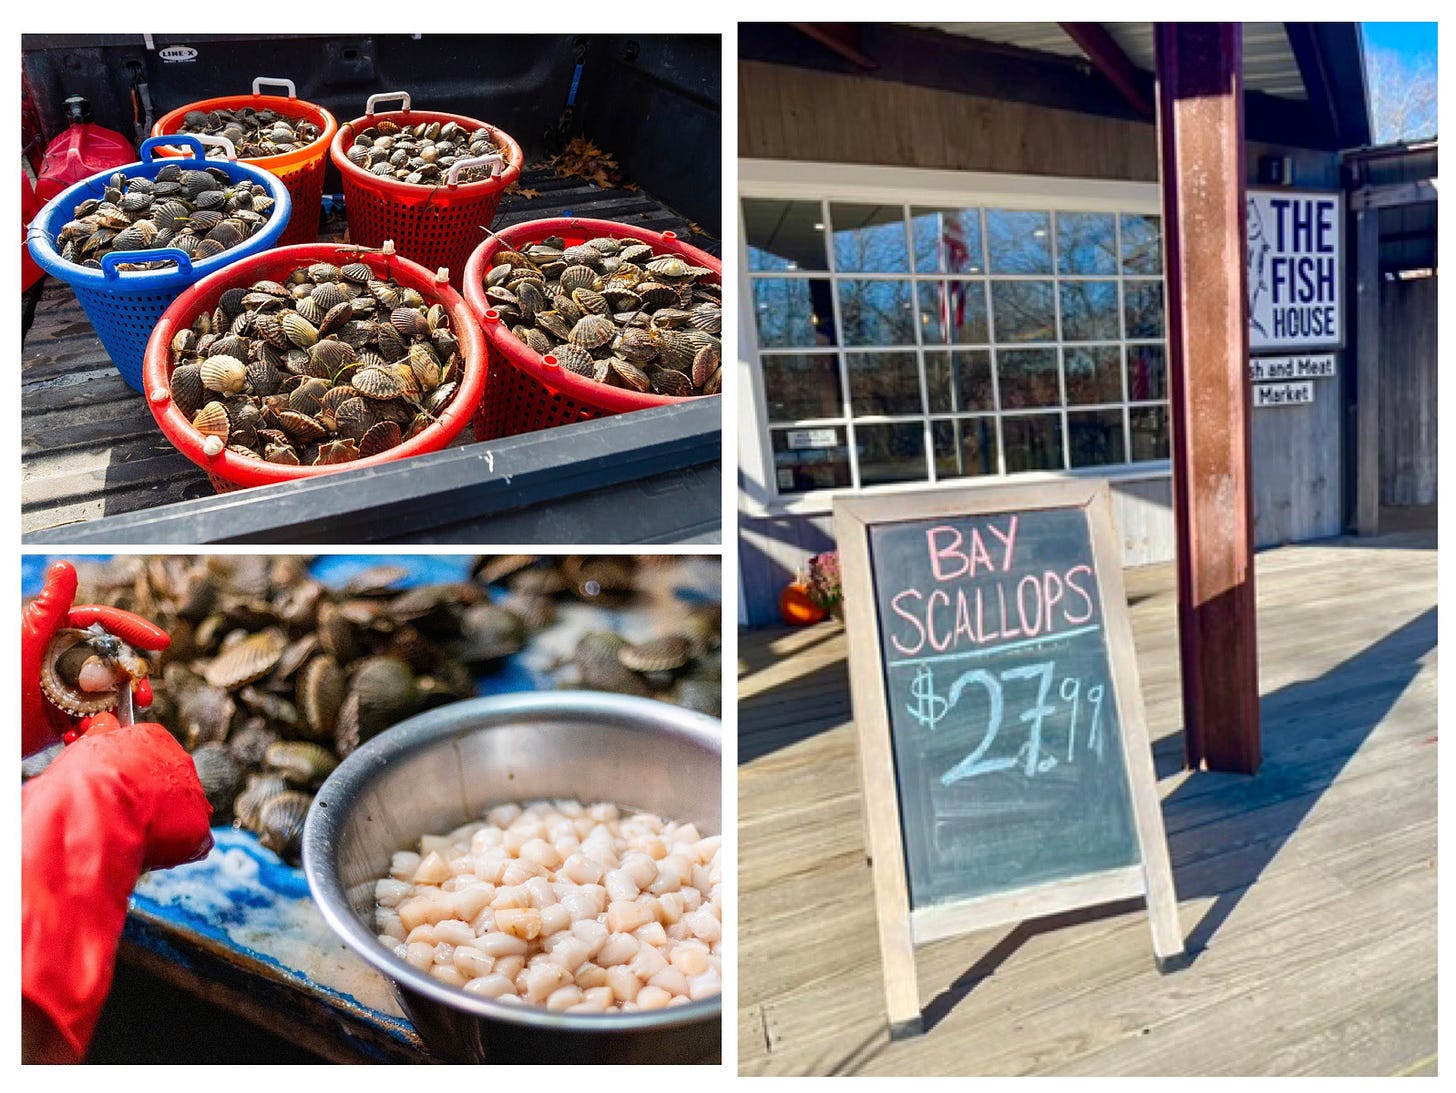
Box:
(746, 199), (1171, 497)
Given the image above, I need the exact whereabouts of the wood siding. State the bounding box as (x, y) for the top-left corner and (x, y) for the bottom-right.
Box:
(1378, 276), (1438, 505)
(739, 60), (1159, 181)
(1250, 363), (1345, 546)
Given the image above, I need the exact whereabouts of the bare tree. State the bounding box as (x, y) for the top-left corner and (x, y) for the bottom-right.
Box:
(1365, 45), (1437, 143)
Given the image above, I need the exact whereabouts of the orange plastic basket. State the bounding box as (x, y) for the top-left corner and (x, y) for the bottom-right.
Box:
(151, 77), (338, 248)
(143, 243), (487, 494)
(462, 217), (722, 441)
(329, 92), (523, 288)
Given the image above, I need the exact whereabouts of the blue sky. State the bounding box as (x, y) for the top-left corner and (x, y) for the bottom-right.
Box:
(1361, 22), (1437, 65)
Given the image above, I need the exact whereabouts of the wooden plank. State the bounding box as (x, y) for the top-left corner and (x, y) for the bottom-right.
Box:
(834, 500), (922, 1035)
(911, 866), (1145, 944)
(738, 60), (1159, 180)
(1155, 23), (1261, 774)
(1355, 207), (1381, 533)
(1349, 178), (1438, 210)
(739, 532), (1436, 1075)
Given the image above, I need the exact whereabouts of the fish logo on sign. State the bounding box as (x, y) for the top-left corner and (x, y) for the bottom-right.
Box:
(159, 45), (198, 63)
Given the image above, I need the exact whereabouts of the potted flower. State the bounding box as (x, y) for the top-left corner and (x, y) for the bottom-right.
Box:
(807, 551), (843, 621)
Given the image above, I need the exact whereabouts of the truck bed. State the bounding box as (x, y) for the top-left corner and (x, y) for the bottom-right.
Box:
(22, 170), (721, 542)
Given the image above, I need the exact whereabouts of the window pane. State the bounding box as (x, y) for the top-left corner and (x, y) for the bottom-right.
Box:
(753, 278), (837, 348)
(1121, 214), (1163, 275)
(997, 347), (1060, 409)
(926, 350), (993, 413)
(1064, 346), (1123, 405)
(857, 422), (926, 485)
(1057, 212), (1117, 275)
(990, 281), (1055, 343)
(847, 352), (922, 416)
(839, 280), (914, 345)
(743, 199), (828, 272)
(772, 427), (852, 493)
(1003, 414), (1064, 472)
(919, 281), (988, 344)
(1068, 409), (1126, 467)
(911, 208), (985, 273)
(1124, 280), (1165, 339)
(933, 418), (997, 479)
(1127, 344), (1167, 401)
(986, 209), (1052, 274)
(1060, 281), (1120, 342)
(1129, 406), (1170, 461)
(762, 354), (844, 422)
(830, 204), (908, 272)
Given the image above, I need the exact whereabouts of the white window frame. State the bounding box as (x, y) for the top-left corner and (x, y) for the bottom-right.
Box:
(738, 158), (1174, 519)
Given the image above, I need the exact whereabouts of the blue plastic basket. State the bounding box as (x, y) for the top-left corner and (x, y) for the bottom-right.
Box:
(26, 135), (292, 392)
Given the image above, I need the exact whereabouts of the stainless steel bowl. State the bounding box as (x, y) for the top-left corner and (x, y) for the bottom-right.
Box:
(302, 690), (722, 1064)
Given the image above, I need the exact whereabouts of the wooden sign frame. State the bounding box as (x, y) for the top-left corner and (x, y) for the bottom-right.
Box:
(834, 478), (1184, 1039)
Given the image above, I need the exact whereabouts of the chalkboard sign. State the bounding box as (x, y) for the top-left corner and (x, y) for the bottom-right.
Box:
(835, 479), (1183, 1039)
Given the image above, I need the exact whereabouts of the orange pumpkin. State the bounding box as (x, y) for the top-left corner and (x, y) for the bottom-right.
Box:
(780, 581), (828, 625)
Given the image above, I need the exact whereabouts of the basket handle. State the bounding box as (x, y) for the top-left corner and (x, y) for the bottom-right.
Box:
(447, 154), (504, 187)
(100, 247), (195, 280)
(140, 134), (208, 164)
(252, 76), (297, 98)
(365, 91), (410, 116)
(190, 133), (239, 161)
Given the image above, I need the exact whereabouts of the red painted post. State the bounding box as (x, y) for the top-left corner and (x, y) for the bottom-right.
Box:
(1154, 23), (1262, 774)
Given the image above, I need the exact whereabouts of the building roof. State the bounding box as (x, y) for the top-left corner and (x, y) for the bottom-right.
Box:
(742, 22), (1372, 151)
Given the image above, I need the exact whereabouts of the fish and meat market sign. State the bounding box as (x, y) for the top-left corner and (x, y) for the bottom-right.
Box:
(1246, 190), (1344, 351)
(834, 479), (1184, 1038)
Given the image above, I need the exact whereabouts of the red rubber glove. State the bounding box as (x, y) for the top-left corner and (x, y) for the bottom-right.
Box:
(22, 711), (214, 1061)
(21, 560), (169, 757)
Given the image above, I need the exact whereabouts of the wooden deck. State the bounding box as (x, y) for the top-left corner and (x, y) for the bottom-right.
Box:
(737, 530), (1437, 1076)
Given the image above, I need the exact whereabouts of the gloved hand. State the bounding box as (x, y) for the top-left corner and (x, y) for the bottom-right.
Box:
(21, 560), (168, 756)
(21, 560), (213, 1061)
(22, 712), (215, 1061)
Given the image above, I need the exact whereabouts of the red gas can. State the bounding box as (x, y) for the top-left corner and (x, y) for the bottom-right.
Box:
(33, 95), (136, 206)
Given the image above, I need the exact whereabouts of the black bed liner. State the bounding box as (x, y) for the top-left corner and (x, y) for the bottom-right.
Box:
(21, 169), (722, 544)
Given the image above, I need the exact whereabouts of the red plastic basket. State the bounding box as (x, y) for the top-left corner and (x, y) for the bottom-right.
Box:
(329, 93), (523, 287)
(462, 218), (722, 441)
(151, 78), (338, 248)
(143, 243), (487, 494)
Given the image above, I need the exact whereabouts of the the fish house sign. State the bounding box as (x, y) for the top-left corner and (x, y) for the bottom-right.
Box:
(835, 479), (1183, 1037)
(1247, 189), (1344, 351)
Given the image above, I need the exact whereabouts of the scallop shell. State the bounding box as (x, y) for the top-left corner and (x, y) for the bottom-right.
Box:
(38, 627), (145, 717)
(264, 739), (339, 787)
(202, 627), (288, 690)
(568, 313), (617, 350)
(692, 344), (720, 389)
(280, 311), (319, 348)
(298, 656), (347, 737)
(359, 420), (403, 458)
(257, 790), (313, 860)
(233, 773), (290, 832)
(277, 410), (328, 441)
(192, 742), (244, 820)
(648, 366), (695, 397)
(314, 438), (361, 464)
(619, 635), (693, 673)
(193, 402), (231, 443)
(200, 354), (248, 395)
(171, 362), (206, 417)
(353, 366), (407, 400)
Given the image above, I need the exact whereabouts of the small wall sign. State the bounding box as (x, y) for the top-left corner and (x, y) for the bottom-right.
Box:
(1253, 381), (1315, 407)
(1249, 353), (1337, 382)
(1247, 190), (1344, 351)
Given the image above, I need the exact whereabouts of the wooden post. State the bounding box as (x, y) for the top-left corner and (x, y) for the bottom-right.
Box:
(1154, 24), (1262, 774)
(1355, 207), (1381, 535)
